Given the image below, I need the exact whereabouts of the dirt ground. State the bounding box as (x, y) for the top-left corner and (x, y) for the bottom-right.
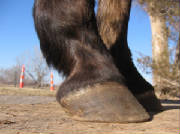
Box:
(0, 88), (179, 134)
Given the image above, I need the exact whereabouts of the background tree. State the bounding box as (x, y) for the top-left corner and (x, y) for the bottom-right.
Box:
(175, 34), (180, 68)
(137, 0), (180, 88)
(0, 46), (50, 88)
(0, 64), (23, 86)
(25, 46), (50, 87)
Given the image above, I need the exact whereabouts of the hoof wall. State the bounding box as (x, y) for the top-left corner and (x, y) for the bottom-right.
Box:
(59, 82), (150, 123)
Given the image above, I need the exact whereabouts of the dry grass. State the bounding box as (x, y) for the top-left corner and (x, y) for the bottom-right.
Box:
(0, 85), (56, 97)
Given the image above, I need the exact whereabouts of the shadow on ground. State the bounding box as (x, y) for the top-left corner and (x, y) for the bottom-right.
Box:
(161, 99), (180, 110)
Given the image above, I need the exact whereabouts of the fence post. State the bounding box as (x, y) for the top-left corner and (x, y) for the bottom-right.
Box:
(50, 72), (54, 91)
(19, 65), (25, 88)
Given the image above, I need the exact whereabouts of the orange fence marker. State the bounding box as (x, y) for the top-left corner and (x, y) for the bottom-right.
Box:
(50, 72), (54, 91)
(19, 65), (25, 88)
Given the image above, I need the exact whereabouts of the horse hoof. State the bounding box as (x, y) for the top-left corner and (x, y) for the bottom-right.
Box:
(59, 82), (150, 123)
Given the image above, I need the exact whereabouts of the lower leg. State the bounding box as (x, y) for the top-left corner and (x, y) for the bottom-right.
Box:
(97, 0), (162, 112)
(34, 0), (150, 122)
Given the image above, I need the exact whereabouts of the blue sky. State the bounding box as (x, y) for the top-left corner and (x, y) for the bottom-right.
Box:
(0, 0), (152, 84)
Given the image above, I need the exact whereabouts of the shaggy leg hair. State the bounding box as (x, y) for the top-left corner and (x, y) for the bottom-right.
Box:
(97, 0), (162, 112)
(33, 0), (150, 123)
(33, 0), (124, 100)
